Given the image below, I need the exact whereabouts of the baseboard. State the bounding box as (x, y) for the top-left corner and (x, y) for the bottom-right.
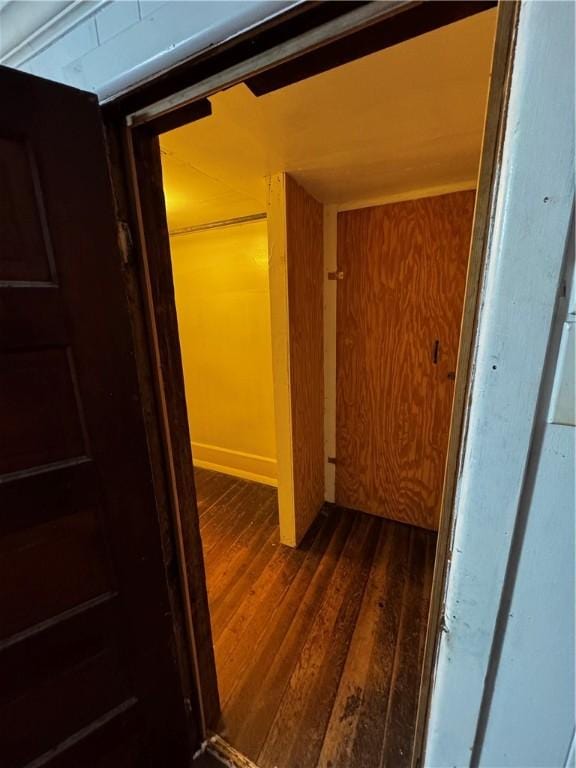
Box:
(191, 441), (278, 487)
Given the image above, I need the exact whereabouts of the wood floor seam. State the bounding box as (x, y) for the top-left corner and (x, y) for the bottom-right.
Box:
(378, 528), (415, 768)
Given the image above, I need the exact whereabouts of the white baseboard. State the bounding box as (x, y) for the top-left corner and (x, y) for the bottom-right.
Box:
(191, 441), (278, 487)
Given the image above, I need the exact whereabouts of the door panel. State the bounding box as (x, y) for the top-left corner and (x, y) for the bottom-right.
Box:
(286, 175), (325, 544)
(335, 191), (475, 530)
(0, 67), (192, 765)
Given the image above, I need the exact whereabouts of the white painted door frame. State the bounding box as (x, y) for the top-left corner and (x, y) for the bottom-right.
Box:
(423, 2), (575, 765)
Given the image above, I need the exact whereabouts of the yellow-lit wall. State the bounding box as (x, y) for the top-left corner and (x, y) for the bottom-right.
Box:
(170, 219), (277, 485)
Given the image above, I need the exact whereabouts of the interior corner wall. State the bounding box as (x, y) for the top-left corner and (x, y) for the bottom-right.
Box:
(170, 220), (277, 486)
(267, 173), (324, 547)
(424, 2), (575, 765)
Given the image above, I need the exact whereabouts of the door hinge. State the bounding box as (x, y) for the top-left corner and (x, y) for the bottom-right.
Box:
(327, 456), (337, 464)
(328, 270), (344, 281)
(117, 220), (134, 266)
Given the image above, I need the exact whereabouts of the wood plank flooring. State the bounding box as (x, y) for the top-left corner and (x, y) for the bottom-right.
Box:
(195, 467), (436, 768)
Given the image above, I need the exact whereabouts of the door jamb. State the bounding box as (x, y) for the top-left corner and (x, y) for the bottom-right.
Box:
(411, 3), (520, 764)
(104, 2), (520, 763)
(125, 1), (413, 126)
(119, 121), (220, 734)
(102, 117), (217, 742)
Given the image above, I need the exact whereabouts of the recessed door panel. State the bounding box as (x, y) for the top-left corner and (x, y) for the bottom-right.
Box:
(0, 66), (192, 766)
(0, 135), (55, 283)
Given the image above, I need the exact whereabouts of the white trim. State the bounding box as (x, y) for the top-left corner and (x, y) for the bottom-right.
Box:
(267, 173), (297, 544)
(191, 441), (277, 487)
(424, 2), (575, 764)
(548, 320), (576, 426)
(564, 728), (576, 768)
(102, 1), (304, 103)
(0, 1), (109, 67)
(125, 1), (411, 122)
(192, 459), (277, 489)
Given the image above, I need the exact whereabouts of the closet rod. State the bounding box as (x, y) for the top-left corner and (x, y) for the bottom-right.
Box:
(169, 212), (266, 237)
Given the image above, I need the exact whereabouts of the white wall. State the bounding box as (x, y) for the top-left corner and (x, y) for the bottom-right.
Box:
(424, 3), (575, 766)
(170, 221), (278, 487)
(0, 0), (298, 101)
(479, 430), (575, 766)
(478, 221), (574, 768)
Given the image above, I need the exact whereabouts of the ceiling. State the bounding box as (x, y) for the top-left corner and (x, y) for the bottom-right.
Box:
(160, 8), (497, 232)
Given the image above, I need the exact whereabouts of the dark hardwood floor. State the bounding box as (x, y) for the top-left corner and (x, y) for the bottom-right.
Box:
(195, 467), (436, 768)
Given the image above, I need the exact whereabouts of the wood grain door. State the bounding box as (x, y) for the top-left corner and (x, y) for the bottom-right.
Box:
(335, 192), (475, 530)
(0, 67), (194, 766)
(285, 175), (325, 544)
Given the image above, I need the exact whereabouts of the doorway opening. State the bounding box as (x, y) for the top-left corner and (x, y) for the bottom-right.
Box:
(124, 3), (508, 766)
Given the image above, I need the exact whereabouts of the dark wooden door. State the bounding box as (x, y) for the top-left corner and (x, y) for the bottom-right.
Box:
(0, 68), (194, 766)
(335, 192), (475, 530)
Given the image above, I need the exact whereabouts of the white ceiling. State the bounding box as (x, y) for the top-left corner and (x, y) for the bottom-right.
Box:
(160, 8), (497, 231)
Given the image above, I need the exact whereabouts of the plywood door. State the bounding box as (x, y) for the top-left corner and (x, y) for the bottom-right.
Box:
(0, 67), (194, 765)
(286, 175), (325, 543)
(267, 173), (324, 546)
(336, 191), (475, 530)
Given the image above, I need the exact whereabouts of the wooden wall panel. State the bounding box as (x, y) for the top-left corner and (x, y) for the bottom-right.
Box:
(267, 173), (324, 546)
(286, 175), (325, 544)
(336, 191), (475, 530)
